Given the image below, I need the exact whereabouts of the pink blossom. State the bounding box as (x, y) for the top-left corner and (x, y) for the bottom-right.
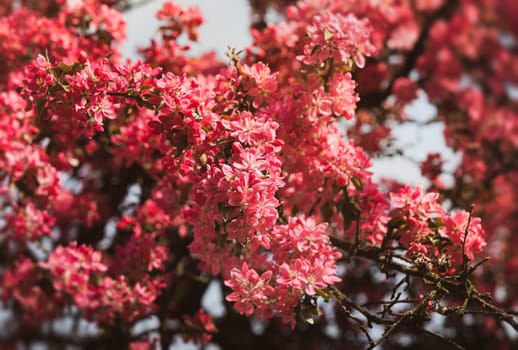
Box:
(300, 12), (375, 68)
(39, 243), (107, 295)
(240, 62), (278, 108)
(393, 77), (419, 105)
(443, 211), (486, 261)
(328, 72), (359, 119)
(224, 262), (275, 316)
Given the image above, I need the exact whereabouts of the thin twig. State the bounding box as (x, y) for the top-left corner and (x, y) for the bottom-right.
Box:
(421, 329), (465, 350)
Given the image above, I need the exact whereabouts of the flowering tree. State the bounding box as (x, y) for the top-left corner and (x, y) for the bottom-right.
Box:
(1, 0), (517, 349)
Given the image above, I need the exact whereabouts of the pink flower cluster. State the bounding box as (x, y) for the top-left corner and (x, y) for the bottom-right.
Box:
(3, 243), (164, 326)
(187, 111), (285, 274)
(181, 309), (216, 345)
(240, 62), (279, 108)
(156, 1), (203, 41)
(390, 185), (485, 269)
(300, 12), (375, 68)
(139, 1), (222, 76)
(225, 216), (342, 327)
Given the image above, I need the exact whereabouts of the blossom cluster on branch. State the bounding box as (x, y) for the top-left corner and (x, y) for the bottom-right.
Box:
(0, 0), (517, 349)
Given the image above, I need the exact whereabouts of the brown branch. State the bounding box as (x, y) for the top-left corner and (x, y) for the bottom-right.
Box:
(328, 235), (518, 337)
(421, 329), (466, 350)
(366, 296), (429, 350)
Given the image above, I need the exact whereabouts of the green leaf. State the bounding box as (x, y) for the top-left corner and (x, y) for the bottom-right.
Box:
(351, 176), (363, 190)
(136, 98), (154, 110)
(193, 110), (203, 122)
(311, 44), (322, 56)
(340, 194), (360, 230)
(324, 28), (334, 41)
